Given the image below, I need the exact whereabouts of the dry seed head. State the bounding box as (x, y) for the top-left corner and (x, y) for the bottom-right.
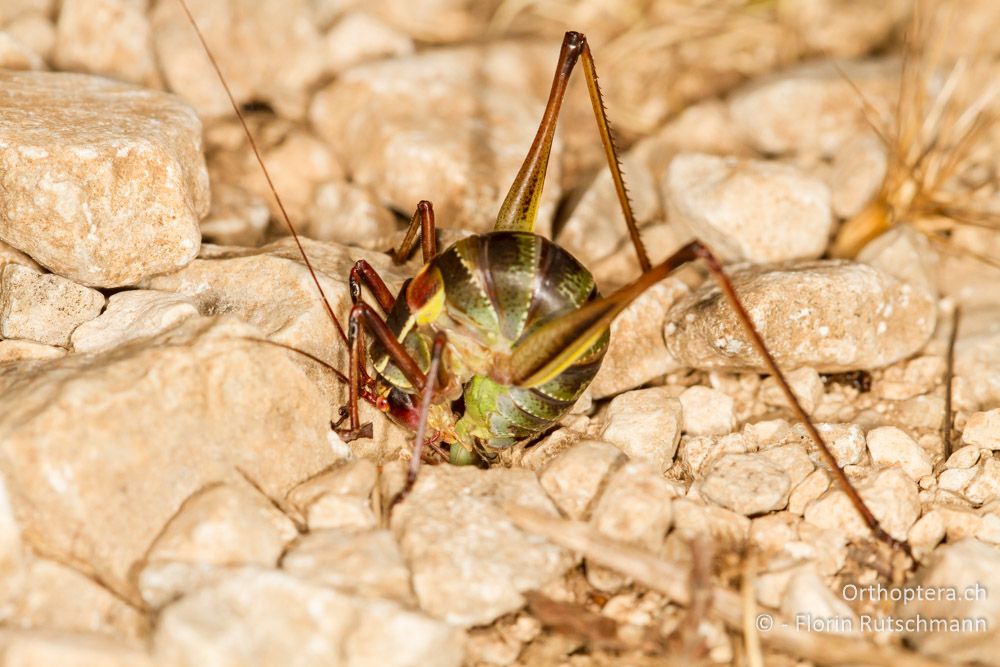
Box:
(832, 0), (1000, 264)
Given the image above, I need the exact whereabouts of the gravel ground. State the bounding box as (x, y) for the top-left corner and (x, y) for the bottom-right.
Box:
(2, 1), (1000, 665)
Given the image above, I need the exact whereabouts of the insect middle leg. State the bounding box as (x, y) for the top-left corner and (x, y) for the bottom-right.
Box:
(390, 331), (448, 510)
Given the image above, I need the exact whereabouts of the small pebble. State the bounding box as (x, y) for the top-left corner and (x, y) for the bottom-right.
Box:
(391, 466), (575, 627)
(963, 409), (1000, 449)
(71, 290), (198, 354)
(153, 569), (464, 667)
(282, 529), (413, 604)
(865, 426), (933, 480)
(138, 483), (298, 608)
(679, 385), (736, 436)
(538, 439), (624, 520)
(966, 457), (1000, 505)
(804, 467), (919, 541)
(599, 387), (682, 472)
(759, 367), (825, 415)
(901, 538), (1000, 663)
(700, 453), (791, 515)
(286, 459), (378, 531)
(781, 568), (859, 636)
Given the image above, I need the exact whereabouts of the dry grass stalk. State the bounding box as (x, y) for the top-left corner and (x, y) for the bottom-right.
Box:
(506, 504), (950, 667)
(832, 0), (1000, 265)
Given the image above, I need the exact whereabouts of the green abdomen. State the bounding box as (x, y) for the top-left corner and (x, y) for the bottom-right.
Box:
(435, 232), (608, 450)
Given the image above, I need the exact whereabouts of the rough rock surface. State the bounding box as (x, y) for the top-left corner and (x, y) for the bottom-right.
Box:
(700, 453), (791, 515)
(286, 459), (378, 531)
(0, 317), (340, 603)
(665, 260), (937, 372)
(70, 289), (198, 353)
(0, 30), (44, 69)
(144, 239), (409, 371)
(538, 439), (623, 520)
(728, 59), (896, 158)
(138, 482), (299, 609)
(804, 467), (920, 541)
(282, 529), (413, 604)
(679, 385), (736, 436)
(153, 568), (464, 667)
(0, 630), (155, 667)
(0, 264), (104, 346)
(324, 10), (414, 74)
(0, 70), (208, 287)
(665, 153), (833, 263)
(587, 461), (675, 591)
(391, 466), (576, 626)
(865, 426), (932, 481)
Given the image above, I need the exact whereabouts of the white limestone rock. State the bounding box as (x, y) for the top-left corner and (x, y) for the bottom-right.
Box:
(285, 459), (378, 532)
(151, 0), (326, 119)
(599, 387), (683, 472)
(70, 289), (197, 353)
(137, 482), (299, 609)
(54, 0), (160, 87)
(391, 466), (575, 626)
(700, 453), (791, 515)
(665, 260), (937, 373)
(0, 264), (104, 347)
(803, 467), (920, 541)
(0, 317), (341, 603)
(964, 410), (1000, 449)
(901, 538), (1000, 664)
(282, 529), (413, 604)
(865, 426), (933, 481)
(310, 42), (561, 235)
(538, 439), (624, 520)
(589, 279), (688, 399)
(153, 568), (464, 667)
(679, 385), (736, 436)
(0, 70), (208, 287)
(665, 153), (833, 264)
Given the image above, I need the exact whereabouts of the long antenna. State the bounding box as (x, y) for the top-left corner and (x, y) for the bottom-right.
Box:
(174, 0), (348, 346)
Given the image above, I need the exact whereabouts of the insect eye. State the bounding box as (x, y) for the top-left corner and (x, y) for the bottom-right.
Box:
(375, 396), (390, 412)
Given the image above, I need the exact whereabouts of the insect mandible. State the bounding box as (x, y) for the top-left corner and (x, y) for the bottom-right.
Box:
(177, 1), (911, 557)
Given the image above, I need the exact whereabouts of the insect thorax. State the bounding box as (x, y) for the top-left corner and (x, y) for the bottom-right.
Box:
(371, 231), (608, 452)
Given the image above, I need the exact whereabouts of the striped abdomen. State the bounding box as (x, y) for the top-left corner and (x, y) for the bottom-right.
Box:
(373, 231), (608, 451)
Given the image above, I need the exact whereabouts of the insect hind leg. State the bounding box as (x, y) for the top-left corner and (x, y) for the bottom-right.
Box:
(495, 31), (650, 271)
(506, 240), (911, 558)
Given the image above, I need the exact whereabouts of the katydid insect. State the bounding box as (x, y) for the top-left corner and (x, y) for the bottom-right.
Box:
(176, 0), (911, 557)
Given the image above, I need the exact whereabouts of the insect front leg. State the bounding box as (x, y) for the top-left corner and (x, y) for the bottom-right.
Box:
(507, 240), (912, 558)
(349, 259), (395, 313)
(339, 302), (427, 441)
